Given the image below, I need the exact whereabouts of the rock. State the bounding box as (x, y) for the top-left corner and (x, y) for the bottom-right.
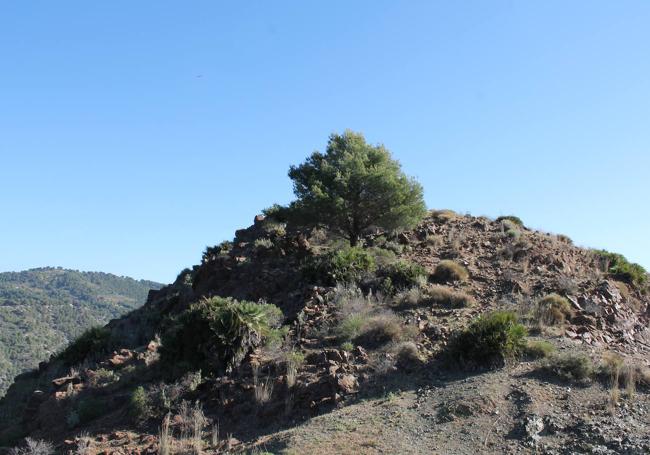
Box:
(337, 374), (358, 394)
(565, 329), (578, 339)
(254, 214), (266, 225)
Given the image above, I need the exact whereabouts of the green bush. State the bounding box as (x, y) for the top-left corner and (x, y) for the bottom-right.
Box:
(59, 326), (113, 366)
(536, 293), (573, 325)
(378, 260), (427, 292)
(335, 314), (366, 342)
(253, 238), (274, 251)
(543, 353), (593, 381)
(595, 250), (647, 286)
(524, 340), (556, 359)
(431, 260), (469, 283)
(129, 386), (150, 422)
(262, 203), (293, 223)
(306, 246), (377, 285)
(447, 311), (527, 369)
(160, 297), (283, 375)
(202, 241), (233, 263)
(496, 215), (524, 227)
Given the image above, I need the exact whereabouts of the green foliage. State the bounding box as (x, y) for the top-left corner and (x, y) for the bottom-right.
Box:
(432, 260), (469, 283)
(253, 238), (274, 251)
(129, 386), (151, 422)
(201, 241), (233, 263)
(536, 293), (573, 325)
(287, 130), (427, 246)
(160, 297), (283, 375)
(341, 341), (354, 352)
(90, 368), (118, 387)
(496, 215), (524, 227)
(543, 353), (593, 381)
(594, 250), (647, 286)
(262, 203), (293, 223)
(59, 326), (113, 366)
(524, 340), (556, 359)
(306, 246), (377, 285)
(378, 260), (427, 291)
(447, 311), (527, 368)
(0, 268), (161, 396)
(335, 314), (366, 342)
(286, 351), (305, 370)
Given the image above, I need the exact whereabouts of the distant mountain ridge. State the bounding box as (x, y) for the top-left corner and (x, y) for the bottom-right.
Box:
(0, 267), (163, 396)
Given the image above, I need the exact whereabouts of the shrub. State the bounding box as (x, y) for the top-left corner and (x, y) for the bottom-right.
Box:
(129, 386), (150, 422)
(431, 209), (457, 223)
(524, 340), (555, 359)
(425, 286), (475, 308)
(335, 314), (367, 342)
(496, 215), (524, 227)
(543, 353), (593, 381)
(392, 341), (423, 368)
(447, 311), (527, 369)
(89, 368), (117, 388)
(557, 234), (573, 244)
(378, 260), (427, 291)
(355, 313), (413, 348)
(394, 287), (425, 307)
(499, 237), (532, 262)
(307, 246), (376, 285)
(504, 227), (521, 239)
(336, 311), (414, 349)
(598, 353), (650, 394)
(59, 326), (113, 366)
(341, 341), (354, 352)
(253, 238), (274, 251)
(262, 203), (293, 223)
(201, 241), (232, 263)
(431, 260), (469, 283)
(9, 438), (54, 455)
(594, 250), (647, 286)
(536, 294), (573, 325)
(367, 246), (397, 267)
(160, 297), (283, 374)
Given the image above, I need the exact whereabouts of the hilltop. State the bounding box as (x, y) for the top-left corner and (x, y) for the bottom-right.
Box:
(0, 268), (163, 397)
(1, 136), (648, 454)
(0, 212), (648, 454)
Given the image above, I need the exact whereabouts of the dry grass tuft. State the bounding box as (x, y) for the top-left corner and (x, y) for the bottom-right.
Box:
(254, 376), (274, 405)
(432, 260), (469, 283)
(431, 209), (457, 223)
(425, 286), (475, 308)
(536, 294), (574, 326)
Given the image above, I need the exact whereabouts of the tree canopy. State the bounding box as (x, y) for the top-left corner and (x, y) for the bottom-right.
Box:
(287, 130), (426, 246)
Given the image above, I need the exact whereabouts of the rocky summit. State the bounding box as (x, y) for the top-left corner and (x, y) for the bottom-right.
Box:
(1, 211), (648, 454)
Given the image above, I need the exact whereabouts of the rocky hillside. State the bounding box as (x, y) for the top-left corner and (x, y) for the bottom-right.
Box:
(0, 213), (648, 454)
(0, 268), (163, 397)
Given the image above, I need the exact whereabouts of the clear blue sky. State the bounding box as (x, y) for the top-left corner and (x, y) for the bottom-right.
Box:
(1, 1), (649, 283)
